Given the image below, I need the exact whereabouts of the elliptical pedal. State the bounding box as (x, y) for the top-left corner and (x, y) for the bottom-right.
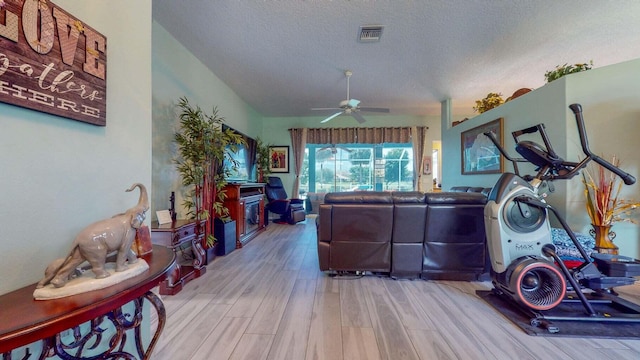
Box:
(591, 253), (640, 277)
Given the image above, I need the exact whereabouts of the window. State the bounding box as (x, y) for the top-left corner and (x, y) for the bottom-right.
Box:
(298, 143), (413, 196)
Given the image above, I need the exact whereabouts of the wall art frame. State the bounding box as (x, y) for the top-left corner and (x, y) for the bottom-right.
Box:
(461, 118), (504, 175)
(422, 157), (432, 175)
(268, 146), (290, 173)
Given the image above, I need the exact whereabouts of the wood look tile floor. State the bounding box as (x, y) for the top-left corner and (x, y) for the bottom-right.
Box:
(151, 217), (640, 360)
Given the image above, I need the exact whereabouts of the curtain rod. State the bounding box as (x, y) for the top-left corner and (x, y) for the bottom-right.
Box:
(288, 126), (429, 130)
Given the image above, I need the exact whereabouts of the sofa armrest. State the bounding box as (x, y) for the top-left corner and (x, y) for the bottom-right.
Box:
(317, 204), (333, 243)
(317, 204), (333, 271)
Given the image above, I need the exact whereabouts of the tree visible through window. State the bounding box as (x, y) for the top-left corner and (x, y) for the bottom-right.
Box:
(383, 148), (411, 190)
(298, 143), (413, 196)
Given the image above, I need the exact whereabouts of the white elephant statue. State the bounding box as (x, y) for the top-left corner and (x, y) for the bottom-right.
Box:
(37, 183), (150, 288)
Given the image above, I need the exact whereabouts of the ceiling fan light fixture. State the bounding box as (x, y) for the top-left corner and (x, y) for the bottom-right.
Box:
(358, 25), (384, 42)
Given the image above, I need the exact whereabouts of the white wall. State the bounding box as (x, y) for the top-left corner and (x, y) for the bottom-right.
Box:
(442, 59), (640, 257)
(0, 1), (152, 295)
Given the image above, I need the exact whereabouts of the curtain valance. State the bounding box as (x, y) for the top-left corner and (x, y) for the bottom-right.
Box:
(301, 126), (426, 145)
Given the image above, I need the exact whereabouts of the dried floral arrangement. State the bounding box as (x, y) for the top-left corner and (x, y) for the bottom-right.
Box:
(473, 92), (504, 113)
(582, 155), (640, 226)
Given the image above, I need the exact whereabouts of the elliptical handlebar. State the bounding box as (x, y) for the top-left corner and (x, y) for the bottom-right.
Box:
(569, 103), (636, 185)
(483, 103), (636, 185)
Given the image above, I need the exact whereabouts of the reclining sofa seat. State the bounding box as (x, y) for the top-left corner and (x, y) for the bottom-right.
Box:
(317, 190), (489, 280)
(422, 192), (488, 280)
(390, 191), (427, 279)
(317, 192), (394, 272)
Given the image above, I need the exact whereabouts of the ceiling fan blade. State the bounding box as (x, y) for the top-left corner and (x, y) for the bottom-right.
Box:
(312, 107), (342, 111)
(319, 144), (353, 154)
(351, 111), (367, 124)
(359, 107), (390, 113)
(321, 111), (343, 123)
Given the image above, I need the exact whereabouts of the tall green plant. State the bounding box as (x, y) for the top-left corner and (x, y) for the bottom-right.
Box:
(255, 137), (271, 182)
(174, 97), (245, 246)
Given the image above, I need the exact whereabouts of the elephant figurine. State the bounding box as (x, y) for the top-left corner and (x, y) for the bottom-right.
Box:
(37, 183), (150, 288)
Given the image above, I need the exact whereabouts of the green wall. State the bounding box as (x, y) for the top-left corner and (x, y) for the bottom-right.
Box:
(151, 19), (440, 212)
(442, 59), (640, 257)
(0, 0), (152, 295)
(151, 21), (263, 220)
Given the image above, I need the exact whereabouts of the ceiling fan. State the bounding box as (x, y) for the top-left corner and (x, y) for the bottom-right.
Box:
(312, 70), (390, 124)
(318, 144), (352, 155)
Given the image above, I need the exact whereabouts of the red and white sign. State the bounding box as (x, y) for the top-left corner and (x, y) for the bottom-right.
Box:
(0, 0), (107, 126)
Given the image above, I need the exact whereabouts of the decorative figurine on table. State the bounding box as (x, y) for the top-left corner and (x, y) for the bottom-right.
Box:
(34, 183), (150, 299)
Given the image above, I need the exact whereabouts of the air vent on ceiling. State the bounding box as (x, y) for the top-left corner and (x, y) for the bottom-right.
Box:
(359, 25), (384, 42)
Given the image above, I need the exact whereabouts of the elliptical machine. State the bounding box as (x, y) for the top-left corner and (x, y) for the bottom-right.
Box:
(483, 103), (640, 332)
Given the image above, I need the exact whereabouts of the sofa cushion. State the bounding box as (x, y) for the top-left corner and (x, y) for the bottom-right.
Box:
(392, 191), (426, 203)
(425, 192), (487, 205)
(324, 191), (393, 204)
(422, 193), (488, 280)
(319, 199), (394, 272)
(391, 191), (427, 279)
(450, 186), (492, 197)
(330, 204), (394, 243)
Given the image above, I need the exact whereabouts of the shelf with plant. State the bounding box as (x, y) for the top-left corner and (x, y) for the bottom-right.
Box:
(174, 96), (245, 248)
(473, 92), (504, 113)
(544, 61), (593, 83)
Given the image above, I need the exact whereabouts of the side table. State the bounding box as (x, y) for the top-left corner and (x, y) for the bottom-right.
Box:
(0, 245), (175, 359)
(150, 219), (207, 295)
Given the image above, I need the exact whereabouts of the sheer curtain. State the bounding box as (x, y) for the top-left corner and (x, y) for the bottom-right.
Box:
(289, 128), (307, 197)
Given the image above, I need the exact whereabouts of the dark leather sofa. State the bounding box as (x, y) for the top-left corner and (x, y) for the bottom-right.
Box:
(316, 191), (488, 281)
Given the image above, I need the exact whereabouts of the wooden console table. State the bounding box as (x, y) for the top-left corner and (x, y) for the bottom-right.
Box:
(223, 183), (267, 248)
(150, 219), (207, 295)
(0, 245), (175, 359)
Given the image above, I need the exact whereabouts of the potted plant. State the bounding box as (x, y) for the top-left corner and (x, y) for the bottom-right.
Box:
(174, 97), (245, 262)
(473, 92), (504, 113)
(255, 136), (271, 182)
(544, 61), (593, 83)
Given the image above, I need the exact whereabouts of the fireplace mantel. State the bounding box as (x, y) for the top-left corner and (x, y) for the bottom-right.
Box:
(223, 183), (267, 247)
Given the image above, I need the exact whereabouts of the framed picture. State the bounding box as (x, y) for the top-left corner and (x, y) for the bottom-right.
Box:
(269, 146), (290, 173)
(422, 157), (432, 175)
(461, 118), (504, 175)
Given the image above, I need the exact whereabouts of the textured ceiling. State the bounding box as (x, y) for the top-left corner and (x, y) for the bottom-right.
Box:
(152, 1), (640, 118)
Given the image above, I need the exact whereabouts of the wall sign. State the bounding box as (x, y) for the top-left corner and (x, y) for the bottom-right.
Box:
(0, 0), (107, 126)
